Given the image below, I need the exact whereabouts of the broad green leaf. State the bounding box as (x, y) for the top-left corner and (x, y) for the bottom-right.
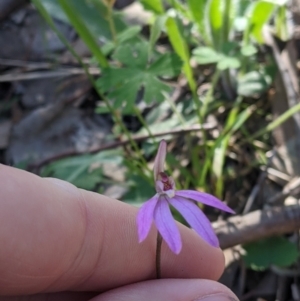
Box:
(221, 41), (239, 55)
(148, 53), (182, 77)
(217, 57), (241, 70)
(166, 17), (196, 92)
(102, 26), (142, 55)
(41, 150), (123, 190)
(192, 47), (220, 64)
(241, 44), (257, 56)
(98, 68), (137, 89)
(107, 72), (142, 109)
(248, 1), (275, 43)
(187, 0), (206, 22)
(193, 46), (241, 70)
(113, 42), (148, 68)
(139, 0), (164, 14)
(58, 0), (108, 68)
(143, 75), (172, 103)
(117, 26), (142, 43)
(243, 236), (299, 270)
(98, 42), (182, 112)
(237, 71), (270, 96)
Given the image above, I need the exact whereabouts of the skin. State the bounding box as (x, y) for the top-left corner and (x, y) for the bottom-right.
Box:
(0, 164), (238, 301)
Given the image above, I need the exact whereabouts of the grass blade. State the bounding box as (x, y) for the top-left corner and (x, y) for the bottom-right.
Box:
(58, 0), (108, 68)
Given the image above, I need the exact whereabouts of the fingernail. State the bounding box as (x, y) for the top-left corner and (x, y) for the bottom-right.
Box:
(45, 177), (79, 195)
(195, 294), (238, 301)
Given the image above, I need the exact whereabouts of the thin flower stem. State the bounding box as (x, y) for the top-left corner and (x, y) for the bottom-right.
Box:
(156, 232), (163, 279)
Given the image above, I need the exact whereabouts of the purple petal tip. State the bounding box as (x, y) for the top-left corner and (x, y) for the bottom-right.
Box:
(153, 140), (167, 180)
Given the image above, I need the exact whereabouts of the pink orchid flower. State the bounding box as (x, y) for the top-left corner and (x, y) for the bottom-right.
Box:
(137, 140), (234, 254)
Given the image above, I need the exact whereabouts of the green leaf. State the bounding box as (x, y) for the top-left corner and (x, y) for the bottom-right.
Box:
(187, 0), (206, 23)
(248, 1), (275, 43)
(221, 41), (239, 55)
(192, 47), (220, 64)
(41, 150), (123, 190)
(148, 53), (182, 77)
(117, 26), (142, 43)
(193, 46), (241, 70)
(166, 17), (196, 92)
(139, 0), (164, 14)
(251, 102), (300, 140)
(143, 75), (172, 103)
(275, 5), (290, 41)
(58, 0), (108, 68)
(243, 236), (299, 270)
(102, 26), (142, 55)
(217, 56), (241, 70)
(98, 42), (181, 112)
(113, 42), (148, 68)
(237, 71), (270, 96)
(241, 44), (258, 56)
(187, 0), (209, 43)
(207, 0), (223, 49)
(149, 15), (167, 53)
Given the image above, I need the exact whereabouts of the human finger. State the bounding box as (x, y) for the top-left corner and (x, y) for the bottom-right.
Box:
(0, 165), (225, 295)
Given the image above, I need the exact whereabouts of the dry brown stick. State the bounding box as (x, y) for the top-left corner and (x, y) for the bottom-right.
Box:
(214, 205), (300, 249)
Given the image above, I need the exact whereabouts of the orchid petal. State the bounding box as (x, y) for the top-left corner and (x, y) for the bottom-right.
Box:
(169, 196), (219, 247)
(154, 196), (182, 254)
(176, 190), (235, 214)
(153, 140), (167, 181)
(155, 180), (164, 193)
(136, 194), (159, 242)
